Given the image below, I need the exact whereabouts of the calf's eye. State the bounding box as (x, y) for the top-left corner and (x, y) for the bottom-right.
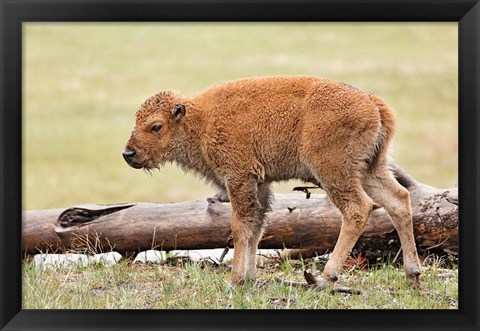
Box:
(151, 124), (162, 133)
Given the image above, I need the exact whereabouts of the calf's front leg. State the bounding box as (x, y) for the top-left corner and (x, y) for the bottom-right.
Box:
(227, 176), (262, 286)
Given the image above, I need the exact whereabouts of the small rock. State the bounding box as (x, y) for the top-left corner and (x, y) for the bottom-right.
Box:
(33, 252), (123, 269)
(90, 252), (122, 266)
(33, 253), (89, 270)
(437, 272), (454, 280)
(133, 250), (166, 264)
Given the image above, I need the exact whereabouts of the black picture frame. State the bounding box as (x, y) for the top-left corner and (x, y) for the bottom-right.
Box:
(1, 1), (479, 330)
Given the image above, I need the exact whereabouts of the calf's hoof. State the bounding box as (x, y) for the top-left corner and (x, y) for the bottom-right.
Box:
(230, 275), (244, 287)
(230, 277), (258, 288)
(405, 268), (421, 288)
(322, 269), (339, 284)
(207, 197), (221, 204)
(207, 191), (230, 204)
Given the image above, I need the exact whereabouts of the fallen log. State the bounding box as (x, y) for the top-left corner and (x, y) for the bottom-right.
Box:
(22, 164), (458, 261)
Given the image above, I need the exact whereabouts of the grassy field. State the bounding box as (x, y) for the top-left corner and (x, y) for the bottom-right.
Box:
(23, 23), (458, 309)
(23, 255), (457, 309)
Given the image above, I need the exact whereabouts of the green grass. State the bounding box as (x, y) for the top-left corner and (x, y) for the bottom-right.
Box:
(23, 23), (458, 309)
(22, 256), (458, 309)
(24, 23), (458, 210)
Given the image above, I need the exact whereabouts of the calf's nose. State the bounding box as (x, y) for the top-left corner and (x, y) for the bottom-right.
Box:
(122, 147), (136, 161)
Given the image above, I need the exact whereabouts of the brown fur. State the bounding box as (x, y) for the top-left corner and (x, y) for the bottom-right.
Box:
(124, 76), (421, 287)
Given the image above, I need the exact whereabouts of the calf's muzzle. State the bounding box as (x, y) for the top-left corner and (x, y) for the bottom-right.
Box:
(122, 147), (142, 169)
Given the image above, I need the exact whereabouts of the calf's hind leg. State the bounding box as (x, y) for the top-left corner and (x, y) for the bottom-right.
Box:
(321, 180), (374, 284)
(362, 169), (421, 286)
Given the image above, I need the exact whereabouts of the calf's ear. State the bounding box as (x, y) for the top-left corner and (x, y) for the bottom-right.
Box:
(172, 104), (186, 121)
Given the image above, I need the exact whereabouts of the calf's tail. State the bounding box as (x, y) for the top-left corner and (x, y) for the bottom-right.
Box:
(368, 94), (396, 171)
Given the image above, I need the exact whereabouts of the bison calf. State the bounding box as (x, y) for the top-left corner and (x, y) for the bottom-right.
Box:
(123, 76), (421, 287)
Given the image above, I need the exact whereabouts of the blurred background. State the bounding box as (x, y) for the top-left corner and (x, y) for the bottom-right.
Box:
(24, 23), (458, 210)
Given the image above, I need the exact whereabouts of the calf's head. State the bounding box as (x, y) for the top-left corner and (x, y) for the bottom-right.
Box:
(123, 91), (186, 170)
